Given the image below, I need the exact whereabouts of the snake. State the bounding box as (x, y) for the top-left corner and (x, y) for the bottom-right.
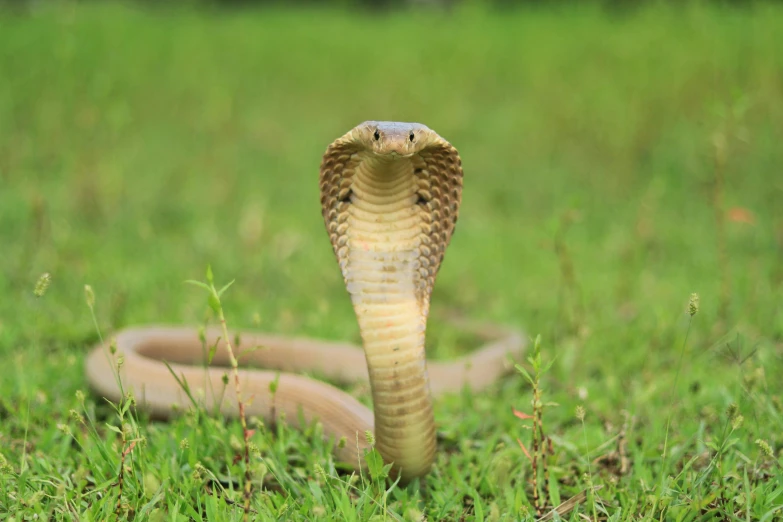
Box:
(85, 121), (525, 483)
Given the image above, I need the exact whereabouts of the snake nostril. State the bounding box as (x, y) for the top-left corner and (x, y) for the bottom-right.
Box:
(374, 130), (380, 141)
(409, 133), (415, 142)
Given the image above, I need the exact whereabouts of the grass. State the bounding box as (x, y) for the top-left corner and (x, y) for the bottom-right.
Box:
(1, 0), (782, 519)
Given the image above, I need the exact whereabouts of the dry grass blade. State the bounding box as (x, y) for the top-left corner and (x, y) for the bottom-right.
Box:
(537, 485), (604, 522)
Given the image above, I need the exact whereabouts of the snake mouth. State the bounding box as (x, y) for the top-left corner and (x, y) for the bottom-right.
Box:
(376, 150), (415, 159)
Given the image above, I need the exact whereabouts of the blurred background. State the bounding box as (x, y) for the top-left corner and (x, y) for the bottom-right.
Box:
(2, 0), (782, 382)
(3, 0), (780, 342)
(1, 0), (782, 516)
(1, 0), (781, 364)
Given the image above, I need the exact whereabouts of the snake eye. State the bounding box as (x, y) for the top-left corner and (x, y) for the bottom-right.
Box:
(409, 133), (415, 142)
(373, 130), (380, 141)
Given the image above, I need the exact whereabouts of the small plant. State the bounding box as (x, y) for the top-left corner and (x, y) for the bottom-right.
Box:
(514, 334), (557, 517)
(312, 431), (401, 520)
(689, 403), (747, 516)
(514, 335), (606, 520)
(83, 283), (146, 516)
(185, 265), (255, 519)
(576, 405), (599, 522)
(661, 292), (699, 463)
(649, 292), (700, 518)
(33, 272), (51, 298)
(362, 430), (395, 510)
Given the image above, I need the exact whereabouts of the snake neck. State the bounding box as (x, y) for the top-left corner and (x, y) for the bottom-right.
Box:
(342, 153), (436, 480)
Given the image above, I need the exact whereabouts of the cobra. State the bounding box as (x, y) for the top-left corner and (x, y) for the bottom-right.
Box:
(86, 121), (525, 483)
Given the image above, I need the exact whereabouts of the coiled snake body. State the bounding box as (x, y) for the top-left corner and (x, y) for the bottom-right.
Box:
(86, 121), (525, 482)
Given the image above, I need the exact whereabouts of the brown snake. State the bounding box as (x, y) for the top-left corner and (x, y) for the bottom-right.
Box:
(85, 121), (526, 483)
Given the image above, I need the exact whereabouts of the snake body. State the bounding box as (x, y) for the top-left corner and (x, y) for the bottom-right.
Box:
(85, 121), (525, 482)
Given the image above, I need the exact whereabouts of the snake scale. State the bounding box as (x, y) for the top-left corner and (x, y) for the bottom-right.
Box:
(85, 121), (525, 483)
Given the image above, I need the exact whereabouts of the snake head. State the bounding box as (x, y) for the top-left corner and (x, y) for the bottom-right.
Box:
(356, 121), (436, 158)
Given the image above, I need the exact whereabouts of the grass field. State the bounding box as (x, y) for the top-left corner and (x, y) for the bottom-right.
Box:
(1, 1), (782, 519)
